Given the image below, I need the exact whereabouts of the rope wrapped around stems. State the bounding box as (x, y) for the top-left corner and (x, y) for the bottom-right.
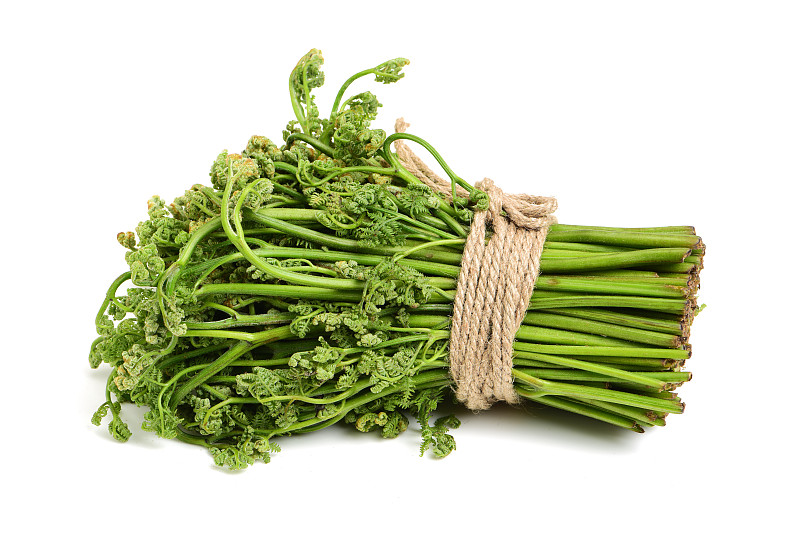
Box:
(393, 118), (558, 410)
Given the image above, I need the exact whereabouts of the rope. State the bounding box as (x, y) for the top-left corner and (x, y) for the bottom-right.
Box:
(393, 118), (557, 410)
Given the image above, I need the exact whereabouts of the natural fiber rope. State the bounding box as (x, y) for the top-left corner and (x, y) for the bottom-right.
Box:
(394, 118), (558, 410)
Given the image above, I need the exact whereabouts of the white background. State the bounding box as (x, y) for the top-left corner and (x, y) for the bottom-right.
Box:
(3, 1), (798, 532)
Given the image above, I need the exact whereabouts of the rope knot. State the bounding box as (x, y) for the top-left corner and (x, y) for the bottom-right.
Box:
(475, 177), (557, 230)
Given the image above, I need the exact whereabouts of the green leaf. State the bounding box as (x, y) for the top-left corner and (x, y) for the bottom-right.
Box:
(289, 49), (326, 136)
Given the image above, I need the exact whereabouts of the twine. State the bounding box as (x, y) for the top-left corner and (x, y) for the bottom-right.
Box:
(393, 118), (557, 410)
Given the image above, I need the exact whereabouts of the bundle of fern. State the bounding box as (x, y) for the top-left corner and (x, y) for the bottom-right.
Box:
(89, 49), (704, 469)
